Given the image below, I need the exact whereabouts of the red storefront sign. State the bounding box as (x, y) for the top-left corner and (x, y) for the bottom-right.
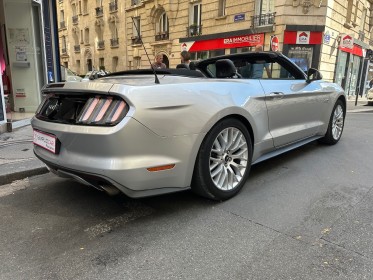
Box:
(283, 31), (322, 45)
(186, 33), (264, 52)
(339, 44), (363, 57)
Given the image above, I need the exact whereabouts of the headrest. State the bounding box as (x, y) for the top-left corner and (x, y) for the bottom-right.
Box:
(176, 63), (189, 69)
(215, 59), (237, 78)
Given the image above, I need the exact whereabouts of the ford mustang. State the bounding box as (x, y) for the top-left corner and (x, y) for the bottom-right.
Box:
(31, 52), (346, 200)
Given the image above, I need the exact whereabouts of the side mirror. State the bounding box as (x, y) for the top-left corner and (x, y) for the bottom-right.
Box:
(306, 68), (322, 83)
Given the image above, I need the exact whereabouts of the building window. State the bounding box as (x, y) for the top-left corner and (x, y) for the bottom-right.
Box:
(159, 12), (169, 33)
(96, 23), (105, 49)
(255, 0), (274, 15)
(218, 0), (226, 17)
(72, 4), (78, 24)
(73, 28), (80, 52)
(99, 57), (105, 70)
(132, 16), (141, 43)
(82, 0), (88, 14)
(188, 3), (202, 36)
(76, 60), (81, 74)
(109, 16), (118, 46)
(252, 0), (275, 27)
(61, 36), (67, 54)
(78, 0), (82, 14)
(109, 0), (118, 12)
(84, 28), (90, 45)
(59, 10), (65, 28)
(132, 0), (140, 6)
(80, 29), (84, 43)
(155, 12), (169, 41)
(134, 57), (141, 69)
(112, 56), (118, 72)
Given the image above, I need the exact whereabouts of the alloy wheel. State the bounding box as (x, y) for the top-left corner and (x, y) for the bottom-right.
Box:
(209, 127), (249, 191)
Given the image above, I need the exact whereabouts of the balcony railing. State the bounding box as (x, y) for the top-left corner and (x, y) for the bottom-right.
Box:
(72, 15), (78, 24)
(109, 1), (118, 12)
(186, 24), (202, 37)
(74, 45), (81, 52)
(155, 32), (169, 41)
(59, 21), (66, 29)
(95, 6), (103, 17)
(131, 36), (142, 44)
(132, 0), (141, 5)
(110, 38), (119, 47)
(61, 48), (67, 54)
(251, 12), (276, 28)
(97, 40), (105, 49)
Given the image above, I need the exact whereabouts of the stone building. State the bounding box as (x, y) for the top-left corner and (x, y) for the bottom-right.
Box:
(58, 0), (373, 97)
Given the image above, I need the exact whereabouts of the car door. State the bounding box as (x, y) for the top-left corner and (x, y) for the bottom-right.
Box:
(260, 59), (331, 148)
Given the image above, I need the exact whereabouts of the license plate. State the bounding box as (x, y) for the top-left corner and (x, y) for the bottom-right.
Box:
(33, 130), (58, 154)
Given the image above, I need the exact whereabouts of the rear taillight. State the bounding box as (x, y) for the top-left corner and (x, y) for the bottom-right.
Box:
(77, 96), (128, 125)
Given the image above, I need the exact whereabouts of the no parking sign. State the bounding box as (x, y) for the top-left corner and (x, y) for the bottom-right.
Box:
(270, 35), (279, 52)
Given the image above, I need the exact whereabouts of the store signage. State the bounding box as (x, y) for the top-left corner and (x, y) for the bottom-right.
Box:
(234, 14), (245, 22)
(296, 31), (310, 44)
(340, 34), (353, 49)
(270, 35), (279, 51)
(185, 33), (264, 52)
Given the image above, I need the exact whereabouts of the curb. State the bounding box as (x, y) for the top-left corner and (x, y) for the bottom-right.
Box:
(0, 166), (49, 186)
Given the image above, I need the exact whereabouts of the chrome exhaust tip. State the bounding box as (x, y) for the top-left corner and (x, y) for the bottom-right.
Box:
(100, 185), (121, 196)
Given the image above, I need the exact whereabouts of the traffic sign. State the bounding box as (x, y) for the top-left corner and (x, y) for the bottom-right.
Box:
(270, 35), (279, 52)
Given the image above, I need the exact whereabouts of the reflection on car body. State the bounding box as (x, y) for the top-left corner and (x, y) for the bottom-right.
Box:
(32, 52), (346, 201)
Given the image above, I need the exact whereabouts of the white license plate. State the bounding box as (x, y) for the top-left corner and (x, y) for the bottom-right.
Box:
(33, 130), (58, 154)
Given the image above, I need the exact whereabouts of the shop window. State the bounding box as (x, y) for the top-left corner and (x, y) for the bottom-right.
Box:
(218, 0), (226, 17)
(287, 46), (313, 72)
(230, 47), (252, 54)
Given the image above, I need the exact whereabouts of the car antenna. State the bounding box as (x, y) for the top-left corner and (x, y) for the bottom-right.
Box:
(131, 16), (160, 84)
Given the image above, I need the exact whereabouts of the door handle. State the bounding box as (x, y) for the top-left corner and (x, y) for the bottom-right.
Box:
(268, 92), (284, 99)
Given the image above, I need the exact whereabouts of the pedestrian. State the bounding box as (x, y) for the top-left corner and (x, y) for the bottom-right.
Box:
(369, 78), (373, 88)
(250, 44), (272, 78)
(151, 54), (166, 69)
(180, 51), (191, 68)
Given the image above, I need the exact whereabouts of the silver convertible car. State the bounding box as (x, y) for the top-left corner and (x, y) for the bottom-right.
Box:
(32, 52), (346, 200)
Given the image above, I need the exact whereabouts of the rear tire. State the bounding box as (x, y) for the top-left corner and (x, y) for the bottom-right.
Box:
(192, 118), (252, 200)
(319, 100), (345, 145)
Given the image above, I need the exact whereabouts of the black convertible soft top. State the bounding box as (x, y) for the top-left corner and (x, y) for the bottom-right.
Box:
(106, 68), (206, 78)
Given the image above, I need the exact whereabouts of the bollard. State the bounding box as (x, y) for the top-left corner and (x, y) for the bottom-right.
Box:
(6, 119), (12, 132)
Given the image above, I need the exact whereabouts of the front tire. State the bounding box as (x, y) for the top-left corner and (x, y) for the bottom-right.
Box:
(319, 100), (345, 145)
(192, 118), (252, 200)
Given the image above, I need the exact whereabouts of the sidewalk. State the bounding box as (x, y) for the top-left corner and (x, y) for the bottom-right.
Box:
(0, 98), (372, 186)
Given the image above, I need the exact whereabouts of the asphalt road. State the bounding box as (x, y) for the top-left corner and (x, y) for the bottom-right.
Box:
(1, 111), (373, 280)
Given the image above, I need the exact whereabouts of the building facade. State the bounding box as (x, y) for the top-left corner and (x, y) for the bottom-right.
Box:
(58, 0), (373, 98)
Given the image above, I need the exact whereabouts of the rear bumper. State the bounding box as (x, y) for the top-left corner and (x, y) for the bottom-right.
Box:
(32, 116), (202, 197)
